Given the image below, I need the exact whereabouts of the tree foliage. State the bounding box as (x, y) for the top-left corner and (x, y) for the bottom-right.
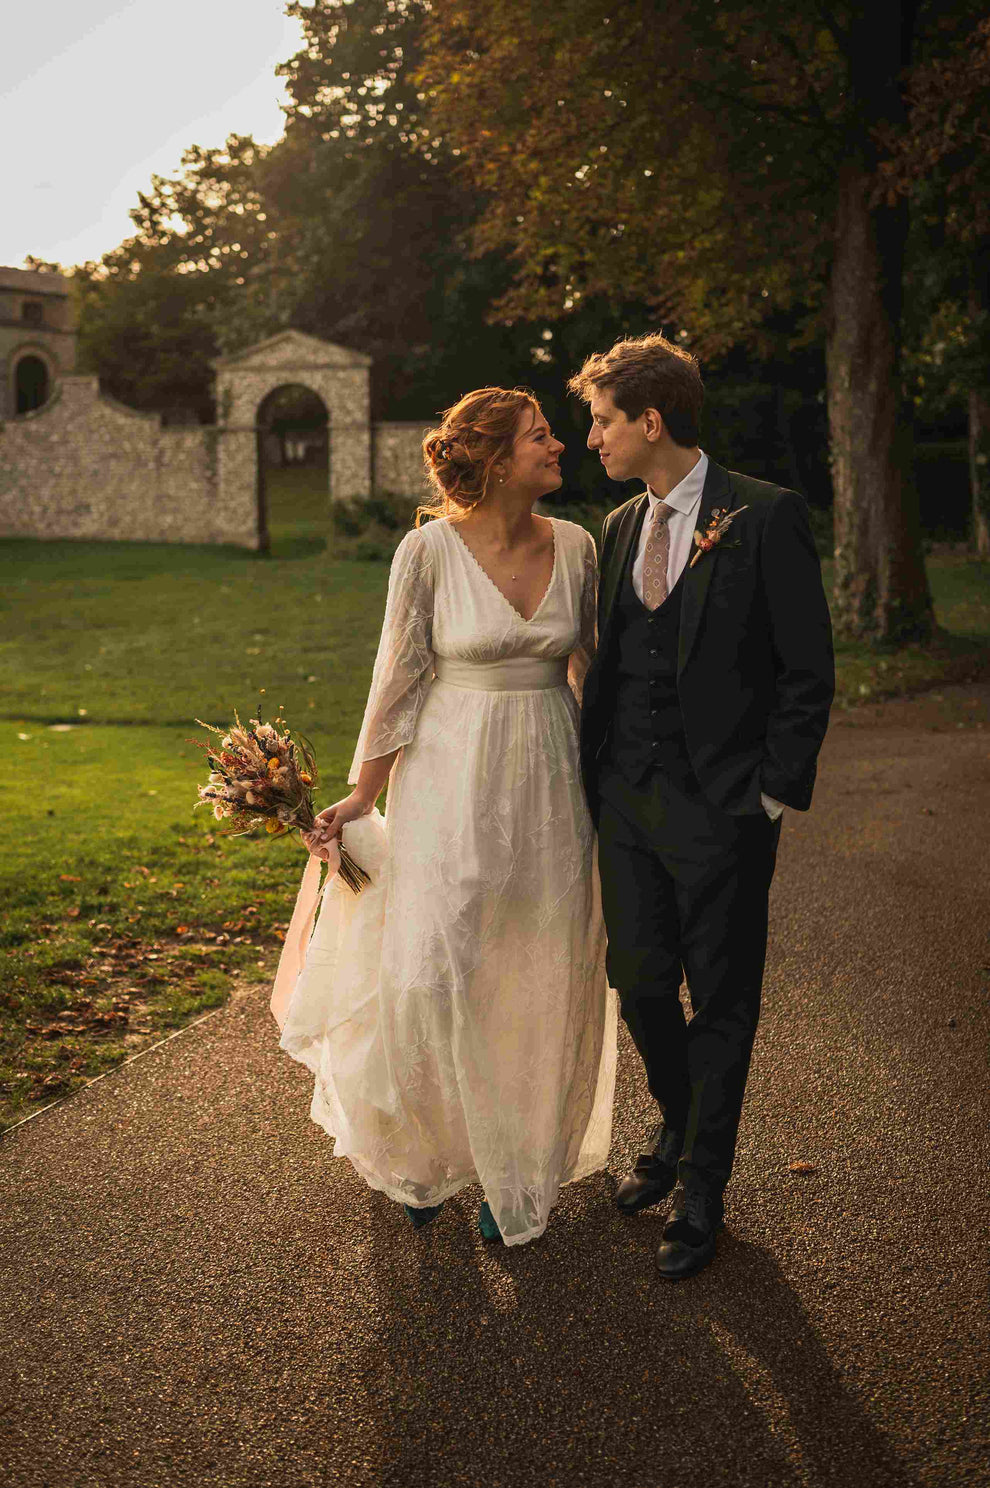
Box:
(417, 0), (984, 640)
(878, 14), (990, 552)
(75, 0), (559, 423)
(73, 135), (279, 418)
(876, 14), (990, 246)
(879, 9), (990, 395)
(417, 1), (984, 342)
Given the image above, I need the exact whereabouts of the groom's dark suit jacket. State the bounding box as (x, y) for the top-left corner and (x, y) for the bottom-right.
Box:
(580, 459), (835, 824)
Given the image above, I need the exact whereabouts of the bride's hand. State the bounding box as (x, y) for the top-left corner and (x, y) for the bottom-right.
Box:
(302, 793), (372, 860)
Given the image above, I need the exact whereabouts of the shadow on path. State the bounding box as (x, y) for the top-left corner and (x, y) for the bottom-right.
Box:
(364, 1180), (917, 1488)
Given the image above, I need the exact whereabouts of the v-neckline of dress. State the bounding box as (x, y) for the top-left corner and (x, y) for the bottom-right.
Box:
(449, 517), (558, 626)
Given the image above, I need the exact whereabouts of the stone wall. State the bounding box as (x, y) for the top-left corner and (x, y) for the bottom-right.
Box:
(0, 378), (257, 547)
(0, 331), (434, 549)
(372, 422), (431, 495)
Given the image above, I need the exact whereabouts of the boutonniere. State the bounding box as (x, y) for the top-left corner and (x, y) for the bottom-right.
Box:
(689, 505), (748, 568)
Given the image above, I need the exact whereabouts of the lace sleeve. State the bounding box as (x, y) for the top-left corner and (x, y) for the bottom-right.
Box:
(348, 527), (435, 784)
(568, 527), (599, 705)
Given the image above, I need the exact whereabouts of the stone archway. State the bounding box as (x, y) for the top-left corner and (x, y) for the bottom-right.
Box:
(212, 330), (371, 552)
(255, 382), (330, 554)
(15, 354), (49, 413)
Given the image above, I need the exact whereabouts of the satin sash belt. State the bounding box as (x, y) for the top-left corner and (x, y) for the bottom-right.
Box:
(434, 655), (568, 692)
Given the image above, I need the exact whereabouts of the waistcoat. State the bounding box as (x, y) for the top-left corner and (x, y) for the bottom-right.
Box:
(607, 543), (696, 788)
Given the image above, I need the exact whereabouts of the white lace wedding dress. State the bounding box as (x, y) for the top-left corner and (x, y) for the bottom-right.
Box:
(278, 515), (616, 1245)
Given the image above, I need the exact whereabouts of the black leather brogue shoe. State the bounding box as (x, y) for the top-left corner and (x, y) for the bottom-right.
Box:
(655, 1188), (724, 1280)
(615, 1127), (682, 1215)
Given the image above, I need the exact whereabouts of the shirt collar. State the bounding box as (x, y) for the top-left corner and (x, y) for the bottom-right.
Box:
(646, 450), (708, 516)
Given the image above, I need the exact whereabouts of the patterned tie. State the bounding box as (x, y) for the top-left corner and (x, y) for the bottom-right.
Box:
(641, 501), (675, 611)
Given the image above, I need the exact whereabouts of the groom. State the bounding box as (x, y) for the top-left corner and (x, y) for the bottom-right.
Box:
(570, 333), (834, 1280)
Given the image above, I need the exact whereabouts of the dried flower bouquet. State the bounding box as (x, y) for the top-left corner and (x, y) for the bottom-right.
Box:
(194, 710), (370, 894)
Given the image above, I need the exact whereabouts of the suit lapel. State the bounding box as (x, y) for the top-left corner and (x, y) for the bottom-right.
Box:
(600, 494), (649, 640)
(677, 459), (733, 676)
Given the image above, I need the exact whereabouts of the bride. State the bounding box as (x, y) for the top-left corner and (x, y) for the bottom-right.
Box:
(276, 386), (616, 1246)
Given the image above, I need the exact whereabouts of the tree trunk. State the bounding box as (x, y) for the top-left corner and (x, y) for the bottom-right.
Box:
(970, 389), (990, 557)
(826, 164), (933, 644)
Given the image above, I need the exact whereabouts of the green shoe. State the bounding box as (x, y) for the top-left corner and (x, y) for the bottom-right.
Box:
(478, 1201), (503, 1244)
(403, 1201), (444, 1230)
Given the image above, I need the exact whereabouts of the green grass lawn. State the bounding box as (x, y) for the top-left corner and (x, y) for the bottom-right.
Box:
(1, 469), (987, 1129)
(823, 554), (990, 706)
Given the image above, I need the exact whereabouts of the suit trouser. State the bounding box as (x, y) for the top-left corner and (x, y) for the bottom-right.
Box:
(597, 765), (782, 1199)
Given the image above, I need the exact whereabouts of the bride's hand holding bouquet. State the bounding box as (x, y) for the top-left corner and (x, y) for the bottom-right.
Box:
(193, 707), (371, 894)
(302, 792), (374, 863)
(302, 749), (397, 863)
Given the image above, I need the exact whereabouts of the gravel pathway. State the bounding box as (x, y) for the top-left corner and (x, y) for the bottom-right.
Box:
(2, 684), (988, 1488)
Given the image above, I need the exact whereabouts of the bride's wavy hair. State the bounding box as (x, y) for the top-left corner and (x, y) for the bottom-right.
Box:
(418, 386), (541, 526)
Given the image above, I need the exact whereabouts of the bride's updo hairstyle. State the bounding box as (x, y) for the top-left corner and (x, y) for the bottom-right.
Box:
(418, 386), (540, 526)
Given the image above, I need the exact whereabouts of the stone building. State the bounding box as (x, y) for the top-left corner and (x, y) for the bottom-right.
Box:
(0, 266), (77, 420)
(0, 315), (430, 550)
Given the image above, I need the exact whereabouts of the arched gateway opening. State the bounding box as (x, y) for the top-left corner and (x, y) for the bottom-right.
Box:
(15, 355), (49, 413)
(256, 383), (329, 556)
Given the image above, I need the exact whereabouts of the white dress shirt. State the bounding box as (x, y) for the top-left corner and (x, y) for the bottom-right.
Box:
(630, 450), (784, 822)
(631, 451), (709, 601)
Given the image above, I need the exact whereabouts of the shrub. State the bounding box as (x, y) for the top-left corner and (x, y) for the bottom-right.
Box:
(330, 490), (420, 560)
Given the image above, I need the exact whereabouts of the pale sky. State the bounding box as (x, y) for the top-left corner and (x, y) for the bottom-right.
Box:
(0, 1), (306, 269)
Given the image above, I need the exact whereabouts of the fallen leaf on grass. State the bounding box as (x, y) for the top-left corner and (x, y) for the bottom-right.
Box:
(91, 1011), (128, 1029)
